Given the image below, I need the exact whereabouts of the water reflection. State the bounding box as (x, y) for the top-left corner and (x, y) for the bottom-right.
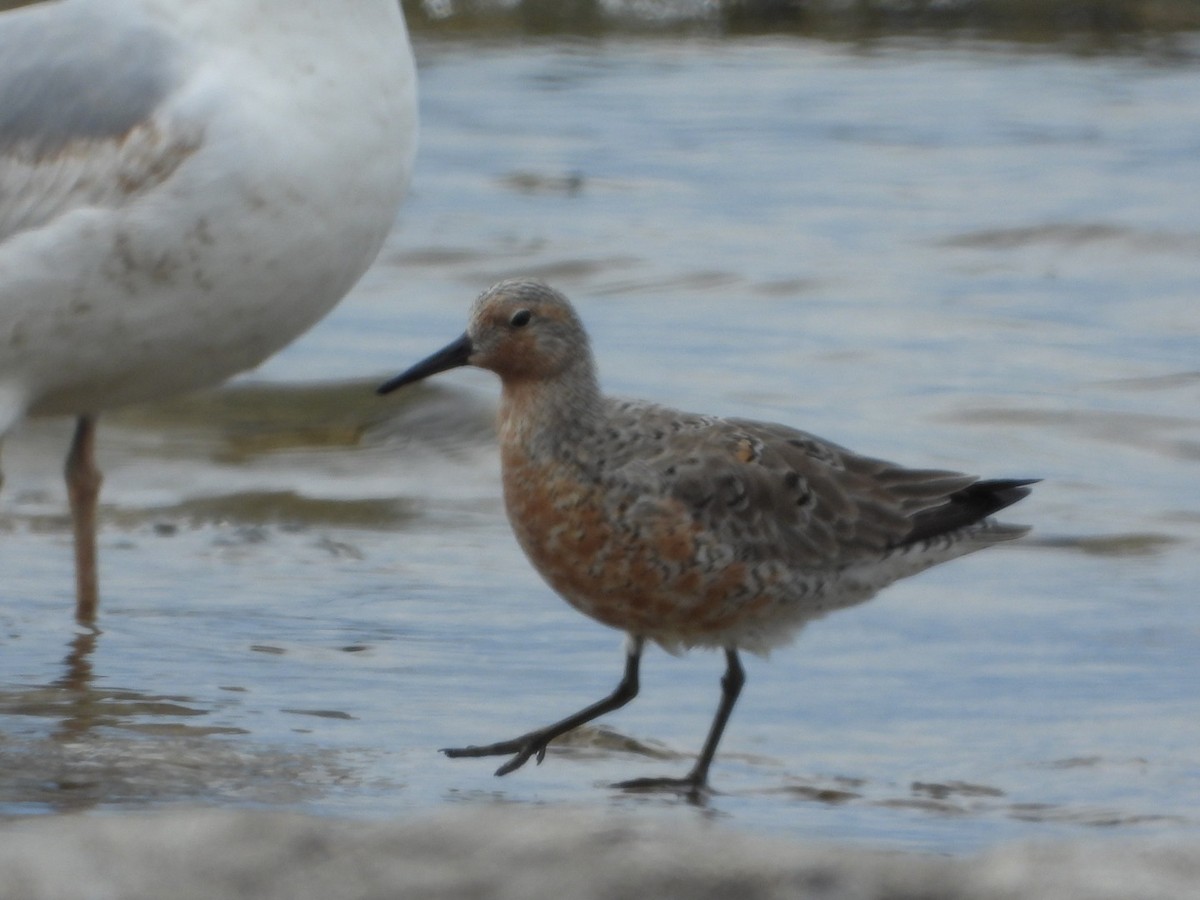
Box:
(3, 630), (221, 741)
(3, 628), (213, 734)
(0, 626), (356, 813)
(52, 630), (96, 694)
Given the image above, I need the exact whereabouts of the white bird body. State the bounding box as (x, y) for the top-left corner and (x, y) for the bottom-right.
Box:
(0, 0), (418, 619)
(0, 0), (417, 423)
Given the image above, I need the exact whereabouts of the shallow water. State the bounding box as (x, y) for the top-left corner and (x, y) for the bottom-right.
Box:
(1, 33), (1198, 853)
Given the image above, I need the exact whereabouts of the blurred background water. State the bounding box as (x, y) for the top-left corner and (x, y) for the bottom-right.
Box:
(0, 0), (1197, 854)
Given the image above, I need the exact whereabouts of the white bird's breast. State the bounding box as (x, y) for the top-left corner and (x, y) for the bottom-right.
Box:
(0, 1), (417, 419)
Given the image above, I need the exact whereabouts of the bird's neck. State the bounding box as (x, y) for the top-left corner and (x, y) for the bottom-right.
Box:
(497, 366), (604, 465)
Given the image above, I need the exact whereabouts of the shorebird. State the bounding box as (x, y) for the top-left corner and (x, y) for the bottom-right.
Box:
(0, 0), (418, 623)
(379, 280), (1034, 795)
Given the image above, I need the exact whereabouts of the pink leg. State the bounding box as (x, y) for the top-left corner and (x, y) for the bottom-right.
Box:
(65, 415), (103, 624)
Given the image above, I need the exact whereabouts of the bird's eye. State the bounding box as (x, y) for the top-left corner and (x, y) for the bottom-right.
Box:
(510, 309), (532, 328)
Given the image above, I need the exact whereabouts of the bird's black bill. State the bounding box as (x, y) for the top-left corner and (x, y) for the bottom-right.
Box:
(377, 332), (473, 395)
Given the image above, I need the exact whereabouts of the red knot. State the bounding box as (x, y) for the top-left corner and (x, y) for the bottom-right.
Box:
(378, 279), (1035, 796)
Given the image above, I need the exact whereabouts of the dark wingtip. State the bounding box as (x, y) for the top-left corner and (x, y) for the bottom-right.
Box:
(984, 477), (1040, 508)
(904, 477), (1038, 545)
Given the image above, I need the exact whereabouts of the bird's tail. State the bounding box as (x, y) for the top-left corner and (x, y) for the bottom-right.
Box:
(903, 478), (1038, 546)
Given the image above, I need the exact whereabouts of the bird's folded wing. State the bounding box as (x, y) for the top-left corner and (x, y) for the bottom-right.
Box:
(603, 400), (977, 568)
(0, 1), (192, 243)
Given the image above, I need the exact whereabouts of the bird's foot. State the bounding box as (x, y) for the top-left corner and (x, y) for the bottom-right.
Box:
(611, 772), (712, 803)
(441, 730), (555, 777)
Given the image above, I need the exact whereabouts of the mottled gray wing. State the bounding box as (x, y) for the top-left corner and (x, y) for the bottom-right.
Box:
(600, 399), (976, 569)
(0, 0), (186, 241)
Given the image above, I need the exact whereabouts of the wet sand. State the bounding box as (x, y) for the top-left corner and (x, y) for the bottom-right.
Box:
(2, 807), (1198, 900)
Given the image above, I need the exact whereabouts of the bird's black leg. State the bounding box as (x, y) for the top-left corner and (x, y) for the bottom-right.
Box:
(442, 637), (644, 777)
(614, 647), (744, 799)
